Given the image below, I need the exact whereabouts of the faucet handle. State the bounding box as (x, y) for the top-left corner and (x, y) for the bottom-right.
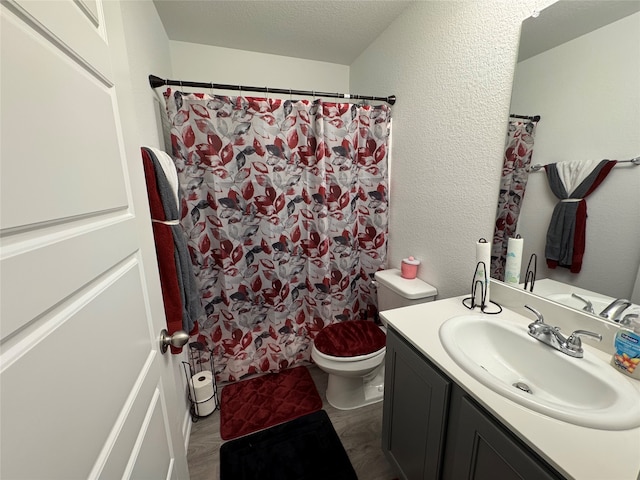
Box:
(524, 304), (544, 324)
(571, 293), (595, 314)
(566, 330), (603, 352)
(620, 314), (639, 327)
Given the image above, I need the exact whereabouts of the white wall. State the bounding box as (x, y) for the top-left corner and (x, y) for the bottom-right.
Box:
(512, 12), (640, 300)
(350, 1), (544, 299)
(117, 0), (193, 448)
(119, 1), (173, 148)
(169, 41), (349, 95)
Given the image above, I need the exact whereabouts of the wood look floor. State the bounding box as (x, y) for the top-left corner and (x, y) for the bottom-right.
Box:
(186, 365), (399, 480)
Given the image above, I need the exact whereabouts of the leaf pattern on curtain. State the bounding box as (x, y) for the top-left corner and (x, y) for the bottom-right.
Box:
(491, 120), (537, 280)
(164, 90), (390, 382)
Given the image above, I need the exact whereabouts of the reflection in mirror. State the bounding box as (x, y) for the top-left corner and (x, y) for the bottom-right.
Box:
(492, 1), (640, 319)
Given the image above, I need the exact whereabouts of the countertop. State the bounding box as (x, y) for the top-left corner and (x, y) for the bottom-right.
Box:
(380, 296), (640, 480)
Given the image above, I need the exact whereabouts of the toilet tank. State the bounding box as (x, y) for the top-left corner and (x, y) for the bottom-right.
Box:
(374, 268), (437, 311)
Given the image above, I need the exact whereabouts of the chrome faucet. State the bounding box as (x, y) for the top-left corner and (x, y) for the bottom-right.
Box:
(599, 298), (632, 322)
(524, 305), (602, 358)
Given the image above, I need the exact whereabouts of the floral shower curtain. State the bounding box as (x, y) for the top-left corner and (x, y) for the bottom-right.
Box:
(491, 119), (538, 280)
(164, 90), (391, 382)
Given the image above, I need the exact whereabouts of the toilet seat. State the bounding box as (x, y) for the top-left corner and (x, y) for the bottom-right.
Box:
(314, 320), (386, 358)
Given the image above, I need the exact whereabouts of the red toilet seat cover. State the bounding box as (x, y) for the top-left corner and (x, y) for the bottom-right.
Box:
(314, 320), (386, 357)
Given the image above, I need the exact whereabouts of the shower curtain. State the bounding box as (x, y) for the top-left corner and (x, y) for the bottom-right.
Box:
(164, 90), (391, 382)
(491, 119), (538, 280)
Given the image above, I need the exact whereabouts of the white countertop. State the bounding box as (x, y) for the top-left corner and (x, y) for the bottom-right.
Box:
(380, 297), (640, 480)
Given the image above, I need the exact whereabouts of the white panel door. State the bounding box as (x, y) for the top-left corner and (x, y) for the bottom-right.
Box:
(0, 1), (190, 479)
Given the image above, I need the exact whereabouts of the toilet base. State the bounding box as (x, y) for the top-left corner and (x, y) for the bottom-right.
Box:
(325, 365), (385, 410)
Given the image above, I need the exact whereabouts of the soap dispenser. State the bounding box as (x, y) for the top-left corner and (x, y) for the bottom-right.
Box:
(611, 316), (640, 379)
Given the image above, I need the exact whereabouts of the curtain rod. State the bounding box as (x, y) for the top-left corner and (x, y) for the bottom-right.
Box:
(510, 114), (541, 121)
(530, 156), (640, 172)
(148, 74), (396, 105)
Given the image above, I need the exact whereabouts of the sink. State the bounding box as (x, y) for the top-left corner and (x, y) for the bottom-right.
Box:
(439, 314), (640, 430)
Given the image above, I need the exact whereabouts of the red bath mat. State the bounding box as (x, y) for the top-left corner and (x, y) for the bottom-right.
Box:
(220, 366), (323, 440)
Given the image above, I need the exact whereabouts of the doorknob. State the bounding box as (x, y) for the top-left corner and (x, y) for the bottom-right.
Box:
(159, 329), (189, 354)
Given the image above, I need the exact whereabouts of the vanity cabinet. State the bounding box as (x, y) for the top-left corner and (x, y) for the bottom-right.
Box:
(381, 324), (451, 479)
(383, 327), (564, 480)
(442, 388), (563, 480)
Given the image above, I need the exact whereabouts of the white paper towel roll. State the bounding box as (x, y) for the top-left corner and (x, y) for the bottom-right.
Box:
(475, 239), (491, 305)
(504, 236), (524, 285)
(190, 370), (216, 417)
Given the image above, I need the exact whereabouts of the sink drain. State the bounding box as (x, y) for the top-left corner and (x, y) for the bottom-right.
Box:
(512, 381), (532, 394)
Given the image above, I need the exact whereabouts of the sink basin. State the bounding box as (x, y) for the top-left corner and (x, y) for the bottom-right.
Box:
(439, 314), (640, 430)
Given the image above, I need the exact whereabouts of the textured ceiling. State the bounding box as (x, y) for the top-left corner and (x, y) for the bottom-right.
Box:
(519, 0), (640, 61)
(152, 0), (414, 65)
(153, 1), (640, 66)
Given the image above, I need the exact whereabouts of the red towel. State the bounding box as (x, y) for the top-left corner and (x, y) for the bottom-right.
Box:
(569, 161), (616, 273)
(141, 148), (185, 354)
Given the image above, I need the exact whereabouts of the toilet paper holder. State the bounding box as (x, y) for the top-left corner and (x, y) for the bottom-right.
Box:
(182, 343), (219, 421)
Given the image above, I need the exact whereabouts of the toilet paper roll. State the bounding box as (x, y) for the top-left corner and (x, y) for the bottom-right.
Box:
(475, 239), (491, 305)
(504, 236), (524, 285)
(190, 370), (216, 417)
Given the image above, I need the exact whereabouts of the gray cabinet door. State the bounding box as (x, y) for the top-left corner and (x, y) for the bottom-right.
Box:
(382, 328), (451, 480)
(443, 388), (564, 480)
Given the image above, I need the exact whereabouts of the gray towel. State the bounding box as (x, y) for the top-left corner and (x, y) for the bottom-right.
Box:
(544, 159), (615, 272)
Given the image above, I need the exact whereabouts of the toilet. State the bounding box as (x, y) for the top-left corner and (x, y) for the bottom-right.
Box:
(311, 268), (437, 410)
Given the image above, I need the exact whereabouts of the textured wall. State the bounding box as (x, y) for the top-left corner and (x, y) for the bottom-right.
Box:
(169, 41), (349, 94)
(350, 1), (541, 299)
(512, 12), (640, 300)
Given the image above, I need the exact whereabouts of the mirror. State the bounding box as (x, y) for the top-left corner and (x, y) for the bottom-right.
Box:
(492, 1), (640, 315)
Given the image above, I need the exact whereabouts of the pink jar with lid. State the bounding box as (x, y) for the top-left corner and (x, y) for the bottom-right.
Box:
(401, 256), (421, 279)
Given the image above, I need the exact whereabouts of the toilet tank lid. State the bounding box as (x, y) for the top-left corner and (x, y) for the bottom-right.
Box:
(374, 269), (438, 300)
